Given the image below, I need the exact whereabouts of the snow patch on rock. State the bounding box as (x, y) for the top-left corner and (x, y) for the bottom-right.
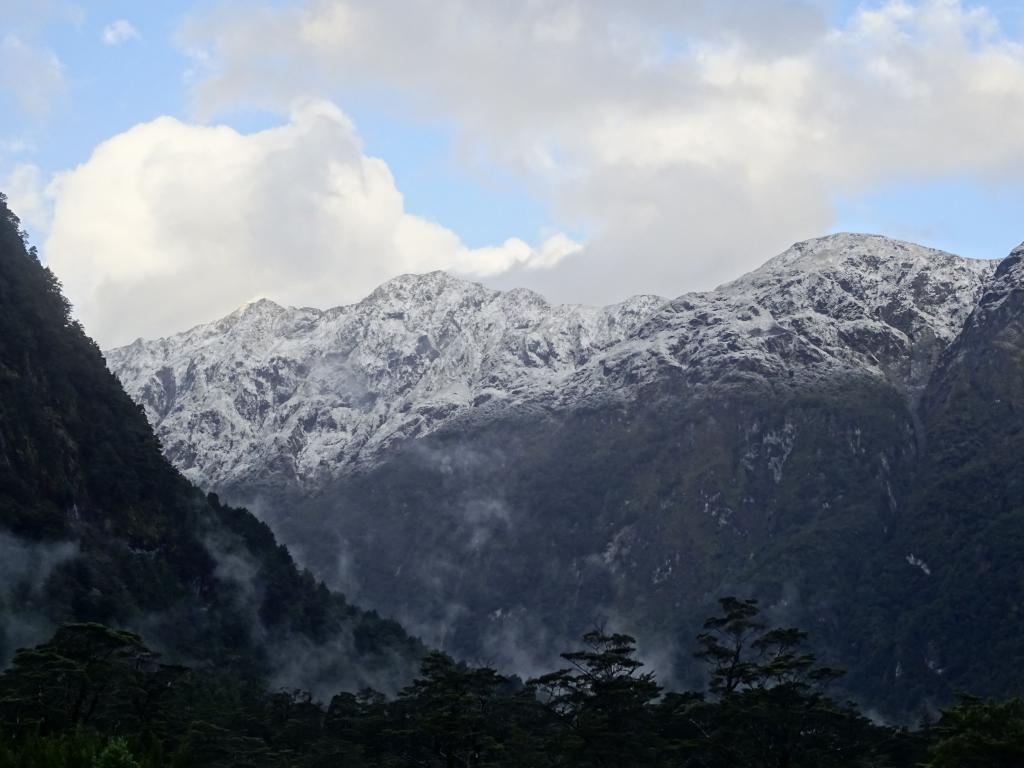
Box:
(106, 235), (998, 491)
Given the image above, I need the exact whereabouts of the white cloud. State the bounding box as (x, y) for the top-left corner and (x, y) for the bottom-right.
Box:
(177, 0), (1024, 304)
(1, 163), (50, 236)
(102, 19), (140, 46)
(0, 137), (35, 156)
(0, 34), (64, 116)
(43, 101), (580, 347)
(0, 1), (86, 29)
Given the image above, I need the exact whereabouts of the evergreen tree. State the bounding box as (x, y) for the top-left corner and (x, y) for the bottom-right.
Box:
(531, 629), (662, 767)
(694, 596), (766, 695)
(688, 597), (878, 768)
(0, 624), (185, 736)
(94, 738), (140, 768)
(923, 695), (1024, 768)
(392, 651), (508, 767)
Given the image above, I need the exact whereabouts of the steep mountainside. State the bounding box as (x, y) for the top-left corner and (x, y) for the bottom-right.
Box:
(872, 243), (1024, 711)
(0, 194), (421, 697)
(108, 233), (1016, 715)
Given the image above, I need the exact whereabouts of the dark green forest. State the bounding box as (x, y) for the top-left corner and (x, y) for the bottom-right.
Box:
(1, 599), (1022, 767)
(0, 193), (420, 692)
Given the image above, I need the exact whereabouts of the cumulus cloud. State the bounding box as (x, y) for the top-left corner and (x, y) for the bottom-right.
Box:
(102, 19), (141, 46)
(1, 163), (50, 235)
(0, 34), (64, 116)
(43, 101), (580, 346)
(177, 0), (1024, 303)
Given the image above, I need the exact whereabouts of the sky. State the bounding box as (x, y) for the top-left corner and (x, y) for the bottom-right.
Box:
(2, 0), (1024, 347)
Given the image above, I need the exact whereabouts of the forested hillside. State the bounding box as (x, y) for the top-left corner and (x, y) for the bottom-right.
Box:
(0, 192), (421, 694)
(1, 600), (1022, 767)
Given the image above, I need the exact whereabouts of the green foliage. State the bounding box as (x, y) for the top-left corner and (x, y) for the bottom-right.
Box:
(0, 609), (1012, 768)
(0, 623), (186, 737)
(92, 738), (139, 768)
(390, 652), (510, 766)
(532, 629), (662, 766)
(0, 729), (103, 768)
(695, 597), (844, 698)
(679, 598), (887, 767)
(694, 597), (765, 695)
(923, 696), (1024, 768)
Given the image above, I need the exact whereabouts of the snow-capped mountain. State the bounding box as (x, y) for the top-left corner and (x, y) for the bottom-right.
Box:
(107, 233), (996, 491)
(107, 271), (665, 489)
(104, 232), (1024, 714)
(567, 233), (994, 401)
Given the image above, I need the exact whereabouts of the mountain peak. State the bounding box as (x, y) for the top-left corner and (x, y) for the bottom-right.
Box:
(999, 241), (1024, 274)
(983, 242), (1024, 295)
(234, 297), (285, 316)
(106, 269), (665, 488)
(366, 270), (488, 303)
(757, 233), (963, 275)
(719, 234), (998, 334)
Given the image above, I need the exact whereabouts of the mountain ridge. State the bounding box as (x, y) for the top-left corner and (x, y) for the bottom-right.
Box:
(104, 231), (1024, 715)
(107, 232), (998, 492)
(108, 267), (669, 489)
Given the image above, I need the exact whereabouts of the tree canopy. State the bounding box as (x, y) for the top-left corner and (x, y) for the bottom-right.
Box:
(0, 598), (1012, 768)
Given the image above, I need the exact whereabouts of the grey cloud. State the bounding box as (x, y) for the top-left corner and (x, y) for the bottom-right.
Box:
(0, 533), (79, 664)
(175, 0), (1024, 306)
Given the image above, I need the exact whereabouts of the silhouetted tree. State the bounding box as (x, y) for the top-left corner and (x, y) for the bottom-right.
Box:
(392, 651), (508, 767)
(923, 695), (1024, 768)
(532, 628), (662, 767)
(689, 598), (876, 768)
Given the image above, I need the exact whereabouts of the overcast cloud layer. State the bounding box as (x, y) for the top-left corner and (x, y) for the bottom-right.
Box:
(22, 0), (1024, 345)
(178, 1), (1024, 294)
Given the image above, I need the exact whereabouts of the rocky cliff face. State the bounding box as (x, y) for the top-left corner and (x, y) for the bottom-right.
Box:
(108, 233), (995, 491)
(107, 233), (1017, 715)
(108, 272), (665, 490)
(877, 241), (1024, 711)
